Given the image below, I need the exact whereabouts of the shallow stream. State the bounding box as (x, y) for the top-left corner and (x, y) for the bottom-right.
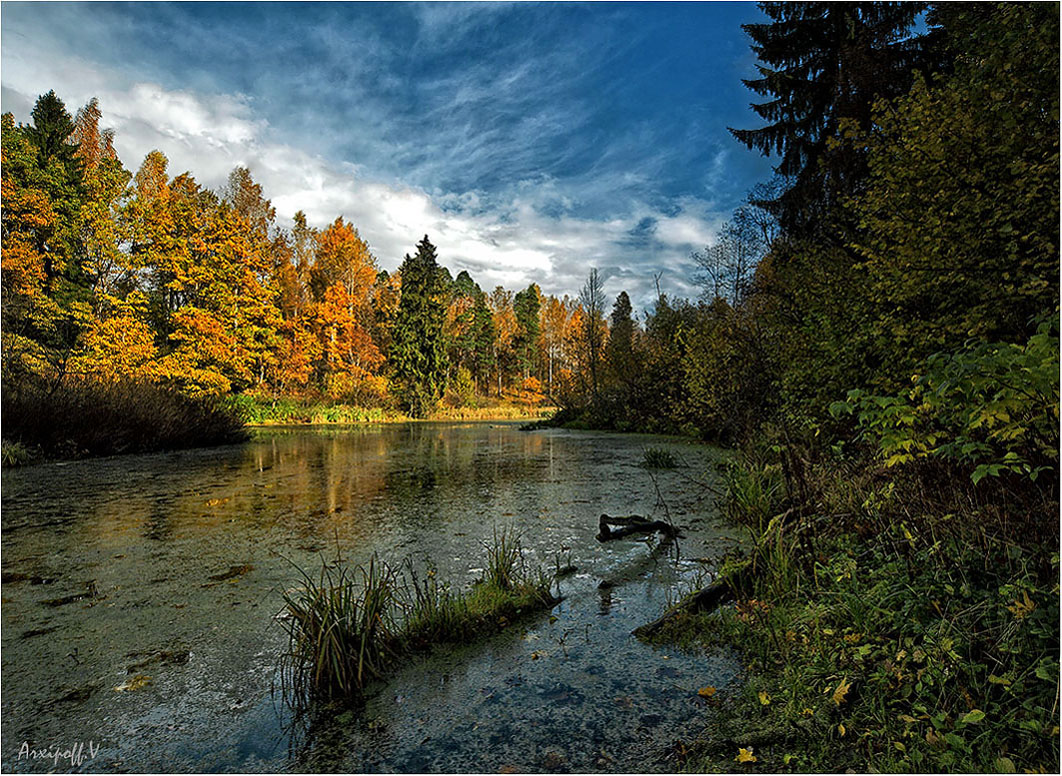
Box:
(1, 423), (740, 772)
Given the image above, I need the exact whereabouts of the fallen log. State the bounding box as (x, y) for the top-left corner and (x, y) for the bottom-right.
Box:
(632, 561), (754, 639)
(596, 514), (681, 542)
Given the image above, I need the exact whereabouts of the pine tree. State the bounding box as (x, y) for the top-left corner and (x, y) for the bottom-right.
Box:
(730, 2), (930, 233)
(390, 235), (449, 416)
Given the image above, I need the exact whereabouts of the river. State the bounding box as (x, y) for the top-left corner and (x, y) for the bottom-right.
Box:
(1, 423), (741, 772)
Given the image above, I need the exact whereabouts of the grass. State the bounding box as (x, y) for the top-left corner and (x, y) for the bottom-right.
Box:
(229, 394), (555, 426)
(2, 376), (246, 460)
(646, 450), (1060, 774)
(279, 528), (557, 705)
(642, 446), (680, 469)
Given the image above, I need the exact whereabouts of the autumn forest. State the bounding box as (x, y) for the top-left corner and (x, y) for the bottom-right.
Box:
(1, 2), (1059, 772)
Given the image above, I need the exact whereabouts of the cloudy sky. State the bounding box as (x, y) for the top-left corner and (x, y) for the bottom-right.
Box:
(1, 1), (773, 309)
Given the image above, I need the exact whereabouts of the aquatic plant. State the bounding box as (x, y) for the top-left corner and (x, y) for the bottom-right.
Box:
(642, 446), (679, 469)
(279, 530), (557, 704)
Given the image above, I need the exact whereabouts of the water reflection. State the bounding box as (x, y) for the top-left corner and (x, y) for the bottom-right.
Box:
(1, 423), (737, 773)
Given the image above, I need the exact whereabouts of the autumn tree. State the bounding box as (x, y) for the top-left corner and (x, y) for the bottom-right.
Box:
(489, 286), (518, 397)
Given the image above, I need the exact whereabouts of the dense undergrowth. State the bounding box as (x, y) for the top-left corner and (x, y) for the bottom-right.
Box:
(1, 376), (246, 463)
(279, 529), (557, 706)
(643, 326), (1059, 773)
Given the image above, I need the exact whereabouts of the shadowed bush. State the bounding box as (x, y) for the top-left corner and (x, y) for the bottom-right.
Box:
(2, 376), (246, 460)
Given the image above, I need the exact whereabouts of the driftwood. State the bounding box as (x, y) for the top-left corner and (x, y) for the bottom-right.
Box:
(596, 514), (681, 542)
(632, 562), (754, 639)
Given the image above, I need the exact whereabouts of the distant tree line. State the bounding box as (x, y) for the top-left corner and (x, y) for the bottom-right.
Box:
(2, 98), (619, 417)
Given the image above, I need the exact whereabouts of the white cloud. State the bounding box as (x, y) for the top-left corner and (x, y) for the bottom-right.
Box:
(2, 68), (723, 313)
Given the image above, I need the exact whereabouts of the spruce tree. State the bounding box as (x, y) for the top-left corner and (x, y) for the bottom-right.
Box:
(730, 2), (930, 233)
(513, 283), (541, 380)
(470, 290), (496, 394)
(390, 235), (449, 416)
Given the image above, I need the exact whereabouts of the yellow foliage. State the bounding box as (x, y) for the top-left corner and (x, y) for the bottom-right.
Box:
(735, 747), (757, 763)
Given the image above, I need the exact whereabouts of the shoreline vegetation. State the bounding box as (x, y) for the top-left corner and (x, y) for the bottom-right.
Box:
(0, 389), (556, 467)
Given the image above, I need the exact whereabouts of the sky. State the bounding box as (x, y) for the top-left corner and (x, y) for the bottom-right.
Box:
(1, 1), (775, 310)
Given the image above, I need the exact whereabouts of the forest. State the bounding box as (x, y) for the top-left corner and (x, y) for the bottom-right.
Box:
(1, 1), (1059, 771)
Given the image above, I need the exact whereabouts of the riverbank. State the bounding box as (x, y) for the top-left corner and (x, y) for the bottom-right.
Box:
(641, 451), (1060, 773)
(228, 393), (555, 427)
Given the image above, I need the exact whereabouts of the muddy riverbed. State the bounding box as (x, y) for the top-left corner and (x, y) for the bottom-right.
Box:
(1, 423), (741, 772)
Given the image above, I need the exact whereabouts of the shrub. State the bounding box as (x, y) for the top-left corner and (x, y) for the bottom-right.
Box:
(1, 376), (246, 459)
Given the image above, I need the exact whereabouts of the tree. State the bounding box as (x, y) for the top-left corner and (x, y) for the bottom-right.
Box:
(730, 2), (930, 233)
(222, 166), (276, 242)
(850, 2), (1059, 385)
(693, 207), (769, 305)
(1, 93), (91, 382)
(489, 287), (518, 397)
(540, 295), (570, 397)
(606, 291), (637, 385)
(578, 268), (607, 401)
(469, 290), (496, 394)
(513, 283), (541, 380)
(390, 235), (449, 416)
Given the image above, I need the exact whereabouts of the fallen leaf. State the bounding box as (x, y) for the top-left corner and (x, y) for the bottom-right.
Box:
(114, 674), (151, 692)
(838, 723), (847, 737)
(758, 690), (771, 706)
(735, 747), (757, 763)
(698, 686), (717, 698)
(960, 709), (985, 725)
(832, 677), (852, 706)
(530, 650), (547, 660)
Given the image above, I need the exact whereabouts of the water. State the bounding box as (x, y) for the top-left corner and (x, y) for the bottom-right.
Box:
(1, 423), (741, 772)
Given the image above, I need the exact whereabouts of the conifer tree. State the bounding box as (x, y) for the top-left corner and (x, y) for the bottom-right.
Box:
(731, 2), (929, 233)
(513, 283), (541, 380)
(390, 235), (449, 416)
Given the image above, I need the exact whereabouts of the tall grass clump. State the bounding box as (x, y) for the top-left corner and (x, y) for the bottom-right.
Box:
(2, 376), (245, 459)
(279, 529), (557, 705)
(642, 446), (679, 469)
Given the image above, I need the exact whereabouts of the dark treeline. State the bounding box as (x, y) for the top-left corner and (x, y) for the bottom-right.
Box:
(600, 4), (1056, 772)
(564, 3), (1058, 458)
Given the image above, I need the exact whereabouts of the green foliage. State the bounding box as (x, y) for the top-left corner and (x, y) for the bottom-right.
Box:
(663, 446), (1059, 774)
(850, 3), (1059, 378)
(676, 531), (1060, 774)
(512, 284), (541, 379)
(449, 366), (476, 408)
(833, 316), (1059, 485)
(390, 236), (449, 417)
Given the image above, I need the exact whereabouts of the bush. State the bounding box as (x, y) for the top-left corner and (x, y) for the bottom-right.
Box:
(2, 376), (246, 459)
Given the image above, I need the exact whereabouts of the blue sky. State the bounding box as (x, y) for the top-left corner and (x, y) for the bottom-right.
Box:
(1, 1), (774, 309)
